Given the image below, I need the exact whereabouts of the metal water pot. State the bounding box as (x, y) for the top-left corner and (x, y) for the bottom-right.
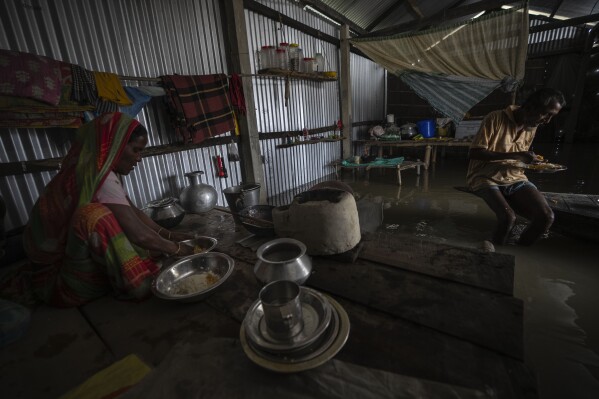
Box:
(179, 171), (218, 214)
(143, 197), (185, 228)
(253, 238), (312, 286)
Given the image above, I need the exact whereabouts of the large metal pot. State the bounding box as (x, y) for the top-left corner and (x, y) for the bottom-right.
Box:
(179, 171), (218, 214)
(399, 123), (418, 140)
(254, 238), (312, 285)
(143, 197), (185, 228)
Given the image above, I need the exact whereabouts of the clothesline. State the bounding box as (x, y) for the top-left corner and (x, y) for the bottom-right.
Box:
(117, 73), (260, 83)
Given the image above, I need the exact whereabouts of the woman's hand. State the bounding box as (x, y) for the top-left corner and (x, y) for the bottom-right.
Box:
(170, 231), (195, 242)
(173, 242), (195, 258)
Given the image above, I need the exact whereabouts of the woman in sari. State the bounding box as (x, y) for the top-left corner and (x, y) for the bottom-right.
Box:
(16, 112), (195, 307)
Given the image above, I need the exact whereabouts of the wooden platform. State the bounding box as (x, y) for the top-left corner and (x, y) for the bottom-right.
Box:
(0, 210), (535, 398)
(544, 192), (599, 243)
(333, 160), (426, 185)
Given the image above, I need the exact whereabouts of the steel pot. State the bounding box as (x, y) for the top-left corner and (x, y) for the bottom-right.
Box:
(254, 238), (312, 285)
(143, 197), (185, 228)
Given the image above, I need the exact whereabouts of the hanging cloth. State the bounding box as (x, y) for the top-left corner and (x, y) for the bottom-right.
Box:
(93, 72), (133, 105)
(351, 6), (528, 81)
(119, 87), (152, 117)
(71, 65), (97, 105)
(161, 74), (236, 144)
(400, 72), (508, 123)
(351, 6), (528, 120)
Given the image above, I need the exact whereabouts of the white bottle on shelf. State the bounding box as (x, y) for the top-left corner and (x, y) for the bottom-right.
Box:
(295, 48), (304, 72)
(314, 53), (325, 72)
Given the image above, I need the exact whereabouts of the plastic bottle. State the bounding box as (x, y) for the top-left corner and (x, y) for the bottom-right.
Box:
(278, 42), (290, 70)
(275, 49), (286, 70)
(295, 48), (304, 72)
(303, 57), (315, 73)
(260, 45), (274, 70)
(314, 53), (325, 72)
(289, 43), (299, 71)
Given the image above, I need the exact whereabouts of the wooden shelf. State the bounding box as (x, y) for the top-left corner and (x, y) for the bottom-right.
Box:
(276, 136), (345, 149)
(257, 68), (337, 82)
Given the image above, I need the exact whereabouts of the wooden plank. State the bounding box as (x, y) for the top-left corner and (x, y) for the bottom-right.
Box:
(333, 297), (536, 399)
(543, 192), (599, 243)
(360, 232), (515, 295)
(308, 256), (523, 359)
(341, 24), (352, 159)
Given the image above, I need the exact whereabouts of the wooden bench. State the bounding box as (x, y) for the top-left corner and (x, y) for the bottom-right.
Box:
(333, 160), (426, 185)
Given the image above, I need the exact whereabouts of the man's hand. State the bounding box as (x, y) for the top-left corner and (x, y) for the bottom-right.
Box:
(513, 151), (536, 164)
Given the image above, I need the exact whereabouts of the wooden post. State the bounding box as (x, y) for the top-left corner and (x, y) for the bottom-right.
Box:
(222, 0), (266, 202)
(340, 25), (352, 160)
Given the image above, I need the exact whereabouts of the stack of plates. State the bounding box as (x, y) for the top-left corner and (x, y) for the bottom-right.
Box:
(240, 287), (350, 373)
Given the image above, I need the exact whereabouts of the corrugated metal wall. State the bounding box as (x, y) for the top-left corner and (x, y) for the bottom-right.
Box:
(0, 0), (235, 232)
(528, 19), (588, 57)
(246, 2), (342, 204)
(0, 0), (386, 231)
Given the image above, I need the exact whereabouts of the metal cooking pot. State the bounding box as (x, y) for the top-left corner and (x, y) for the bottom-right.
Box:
(254, 238), (312, 285)
(399, 123), (418, 140)
(143, 197), (185, 228)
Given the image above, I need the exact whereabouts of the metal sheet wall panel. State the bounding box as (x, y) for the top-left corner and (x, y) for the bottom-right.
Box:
(0, 0), (235, 231)
(351, 53), (386, 140)
(246, 5), (342, 198)
(1, 0), (387, 230)
(254, 0), (339, 38)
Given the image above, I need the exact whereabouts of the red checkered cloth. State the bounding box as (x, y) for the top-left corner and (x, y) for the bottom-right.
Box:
(161, 74), (235, 144)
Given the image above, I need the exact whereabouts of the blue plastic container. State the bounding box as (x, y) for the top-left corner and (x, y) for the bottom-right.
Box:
(417, 119), (436, 138)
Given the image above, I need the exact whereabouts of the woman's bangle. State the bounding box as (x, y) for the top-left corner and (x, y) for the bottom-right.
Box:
(173, 242), (181, 256)
(157, 227), (164, 236)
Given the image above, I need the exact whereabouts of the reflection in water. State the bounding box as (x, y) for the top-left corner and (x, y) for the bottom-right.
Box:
(343, 142), (599, 399)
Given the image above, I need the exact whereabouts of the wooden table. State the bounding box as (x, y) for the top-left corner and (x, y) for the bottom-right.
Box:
(355, 139), (473, 169)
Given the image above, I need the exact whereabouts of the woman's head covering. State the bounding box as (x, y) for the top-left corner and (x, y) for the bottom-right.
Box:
(25, 112), (141, 263)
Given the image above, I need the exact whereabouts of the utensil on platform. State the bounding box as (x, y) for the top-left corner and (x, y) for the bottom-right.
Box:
(259, 280), (304, 340)
(179, 236), (218, 254)
(151, 252), (234, 303)
(143, 197), (185, 228)
(179, 171), (218, 214)
(254, 238), (312, 285)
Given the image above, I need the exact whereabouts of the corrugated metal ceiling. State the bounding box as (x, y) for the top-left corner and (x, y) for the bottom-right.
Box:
(310, 0), (599, 32)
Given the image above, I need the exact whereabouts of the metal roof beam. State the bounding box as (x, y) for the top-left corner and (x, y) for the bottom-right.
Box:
(529, 12), (599, 33)
(549, 0), (565, 18)
(299, 0), (368, 35)
(359, 0), (522, 38)
(365, 0), (408, 32)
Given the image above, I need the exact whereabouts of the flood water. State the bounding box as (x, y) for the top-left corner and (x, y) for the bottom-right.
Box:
(339, 142), (599, 399)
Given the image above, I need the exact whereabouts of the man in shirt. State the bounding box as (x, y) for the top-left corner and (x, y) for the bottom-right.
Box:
(467, 88), (565, 246)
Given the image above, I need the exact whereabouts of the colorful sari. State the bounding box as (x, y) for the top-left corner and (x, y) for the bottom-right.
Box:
(18, 112), (159, 307)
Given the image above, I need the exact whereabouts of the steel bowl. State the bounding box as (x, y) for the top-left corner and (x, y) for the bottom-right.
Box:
(238, 205), (275, 237)
(179, 236), (218, 254)
(151, 252), (234, 303)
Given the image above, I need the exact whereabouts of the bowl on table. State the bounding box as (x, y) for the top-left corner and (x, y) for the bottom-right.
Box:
(151, 252), (234, 303)
(179, 236), (218, 254)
